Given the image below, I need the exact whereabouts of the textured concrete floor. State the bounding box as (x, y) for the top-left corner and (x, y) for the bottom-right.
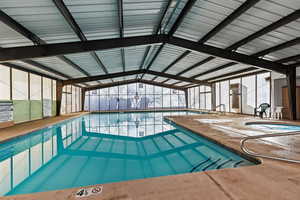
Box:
(0, 112), (300, 200)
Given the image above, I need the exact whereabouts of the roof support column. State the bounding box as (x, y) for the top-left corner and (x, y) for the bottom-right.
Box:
(286, 68), (297, 120)
(56, 81), (63, 116)
(81, 88), (86, 112)
(184, 89), (189, 109)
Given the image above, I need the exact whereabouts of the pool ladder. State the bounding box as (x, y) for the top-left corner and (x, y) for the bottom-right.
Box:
(240, 131), (300, 164)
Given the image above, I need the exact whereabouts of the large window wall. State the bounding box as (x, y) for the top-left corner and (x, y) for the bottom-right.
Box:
(0, 65), (57, 123)
(188, 85), (212, 110)
(60, 85), (82, 114)
(84, 83), (186, 111)
(214, 72), (271, 114)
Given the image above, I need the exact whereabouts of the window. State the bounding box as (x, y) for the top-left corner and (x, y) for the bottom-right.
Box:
(84, 83), (186, 111)
(43, 78), (52, 117)
(30, 74), (42, 120)
(0, 65), (10, 100)
(242, 75), (256, 114)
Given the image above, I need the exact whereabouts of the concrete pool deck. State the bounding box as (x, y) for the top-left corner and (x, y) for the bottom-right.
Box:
(0, 112), (300, 199)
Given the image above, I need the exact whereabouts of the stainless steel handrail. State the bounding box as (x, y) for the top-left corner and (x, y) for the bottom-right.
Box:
(240, 131), (300, 164)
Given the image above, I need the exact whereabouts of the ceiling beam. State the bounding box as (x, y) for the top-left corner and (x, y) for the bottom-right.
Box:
(117, 0), (126, 72)
(62, 70), (144, 85)
(168, 36), (287, 74)
(0, 35), (167, 62)
(198, 0), (261, 44)
(170, 9), (300, 80)
(0, 9), (92, 80)
(253, 37), (300, 57)
(228, 10), (300, 50)
(53, 0), (109, 76)
(136, 0), (173, 79)
(85, 79), (186, 92)
(277, 54), (300, 64)
(156, 0), (259, 82)
(191, 37), (300, 79)
(168, 0), (197, 35)
(146, 70), (209, 85)
(203, 67), (261, 82)
(144, 0), (197, 81)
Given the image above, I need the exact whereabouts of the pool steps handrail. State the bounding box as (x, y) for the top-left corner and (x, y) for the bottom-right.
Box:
(240, 131), (300, 164)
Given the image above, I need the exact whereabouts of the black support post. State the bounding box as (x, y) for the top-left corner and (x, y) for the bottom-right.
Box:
(56, 81), (63, 116)
(286, 67), (297, 120)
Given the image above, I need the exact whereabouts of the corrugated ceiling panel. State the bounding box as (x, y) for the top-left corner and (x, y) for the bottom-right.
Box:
(32, 57), (84, 78)
(206, 0), (295, 49)
(64, 0), (119, 40)
(124, 46), (147, 71)
(142, 74), (156, 80)
(155, 76), (168, 82)
(163, 0), (188, 33)
(0, 0), (79, 43)
(174, 0), (244, 42)
(238, 20), (300, 55)
(165, 52), (208, 75)
(196, 64), (251, 80)
(150, 44), (186, 71)
(181, 58), (231, 77)
(123, 0), (167, 37)
(65, 52), (105, 76)
(266, 44), (300, 61)
(142, 44), (163, 69)
(96, 49), (123, 73)
(164, 79), (179, 84)
(175, 82), (190, 86)
(0, 22), (33, 47)
(7, 61), (66, 80)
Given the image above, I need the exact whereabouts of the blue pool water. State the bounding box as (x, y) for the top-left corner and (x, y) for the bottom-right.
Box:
(0, 111), (255, 196)
(248, 123), (300, 132)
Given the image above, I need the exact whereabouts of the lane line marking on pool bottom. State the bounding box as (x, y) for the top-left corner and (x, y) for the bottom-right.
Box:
(75, 185), (103, 198)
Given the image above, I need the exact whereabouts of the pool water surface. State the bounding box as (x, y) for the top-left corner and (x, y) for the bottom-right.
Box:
(0, 111), (255, 196)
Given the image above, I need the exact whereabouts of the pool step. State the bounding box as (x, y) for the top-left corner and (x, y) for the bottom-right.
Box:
(190, 158), (248, 173)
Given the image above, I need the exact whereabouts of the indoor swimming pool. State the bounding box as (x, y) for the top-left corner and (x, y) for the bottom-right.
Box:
(0, 111), (255, 196)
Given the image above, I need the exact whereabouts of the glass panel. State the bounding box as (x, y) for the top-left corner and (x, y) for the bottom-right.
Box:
(194, 87), (199, 109)
(242, 75), (256, 114)
(43, 78), (52, 117)
(0, 66), (10, 100)
(12, 69), (28, 100)
(229, 78), (241, 113)
(12, 69), (29, 123)
(220, 81), (230, 112)
(257, 73), (270, 115)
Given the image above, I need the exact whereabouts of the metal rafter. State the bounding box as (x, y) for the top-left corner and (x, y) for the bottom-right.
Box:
(142, 0), (197, 80)
(62, 69), (208, 86)
(157, 0), (260, 82)
(0, 9), (91, 81)
(172, 9), (300, 82)
(53, 0), (109, 84)
(191, 37), (300, 79)
(117, 0), (126, 72)
(85, 79), (186, 92)
(137, 0), (173, 79)
(168, 36), (287, 74)
(0, 35), (167, 62)
(277, 54), (300, 64)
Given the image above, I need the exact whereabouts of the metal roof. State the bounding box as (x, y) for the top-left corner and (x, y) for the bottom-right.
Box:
(0, 0), (299, 89)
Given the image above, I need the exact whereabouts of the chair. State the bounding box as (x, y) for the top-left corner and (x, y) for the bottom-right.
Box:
(254, 103), (270, 118)
(272, 106), (284, 119)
